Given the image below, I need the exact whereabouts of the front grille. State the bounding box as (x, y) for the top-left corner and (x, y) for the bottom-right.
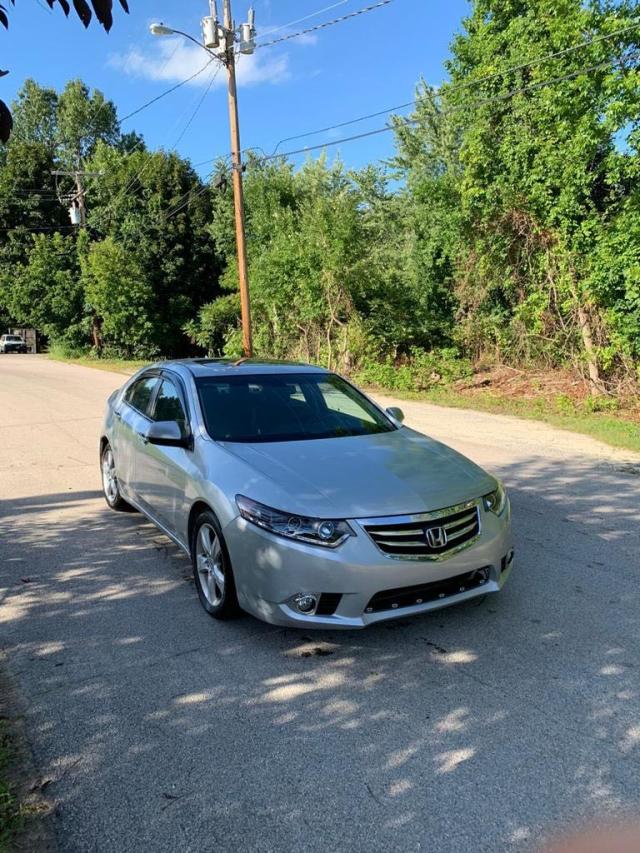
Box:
(365, 568), (490, 613)
(315, 593), (342, 616)
(363, 503), (480, 559)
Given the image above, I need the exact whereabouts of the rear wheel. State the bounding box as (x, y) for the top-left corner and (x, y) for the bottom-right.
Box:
(101, 442), (130, 511)
(192, 510), (240, 620)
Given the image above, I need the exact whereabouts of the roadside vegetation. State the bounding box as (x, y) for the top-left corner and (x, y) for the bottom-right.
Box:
(47, 342), (146, 375)
(0, 722), (21, 852)
(2, 0), (640, 437)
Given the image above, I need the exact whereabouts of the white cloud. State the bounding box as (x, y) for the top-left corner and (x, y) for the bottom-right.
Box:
(109, 38), (290, 89)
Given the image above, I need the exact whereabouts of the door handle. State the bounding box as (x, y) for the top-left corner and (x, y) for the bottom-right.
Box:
(114, 410), (122, 420)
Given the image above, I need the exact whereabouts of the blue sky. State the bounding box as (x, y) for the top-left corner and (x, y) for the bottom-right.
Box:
(3, 0), (470, 174)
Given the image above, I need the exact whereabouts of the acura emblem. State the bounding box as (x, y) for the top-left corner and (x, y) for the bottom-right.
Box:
(426, 526), (448, 549)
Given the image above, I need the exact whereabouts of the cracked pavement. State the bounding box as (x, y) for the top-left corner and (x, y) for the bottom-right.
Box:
(2, 356), (640, 852)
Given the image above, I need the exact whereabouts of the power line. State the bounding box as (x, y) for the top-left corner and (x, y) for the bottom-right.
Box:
(272, 19), (640, 152)
(257, 1), (350, 40)
(168, 48), (639, 226)
(0, 225), (78, 233)
(254, 0), (394, 50)
(119, 58), (218, 124)
(273, 100), (414, 153)
(173, 63), (223, 149)
(87, 57), (220, 223)
(247, 52), (640, 164)
(91, 62), (224, 231)
(162, 176), (214, 223)
(11, 190), (61, 197)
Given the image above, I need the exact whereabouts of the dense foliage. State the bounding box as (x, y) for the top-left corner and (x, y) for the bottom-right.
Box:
(0, 79), (219, 358)
(0, 0), (639, 394)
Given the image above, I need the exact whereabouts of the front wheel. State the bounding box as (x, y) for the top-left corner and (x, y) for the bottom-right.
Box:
(191, 511), (240, 620)
(101, 442), (131, 511)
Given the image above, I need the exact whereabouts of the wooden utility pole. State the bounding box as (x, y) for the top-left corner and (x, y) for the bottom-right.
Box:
(52, 167), (102, 347)
(222, 0), (253, 357)
(75, 171), (87, 227)
(51, 167), (100, 228)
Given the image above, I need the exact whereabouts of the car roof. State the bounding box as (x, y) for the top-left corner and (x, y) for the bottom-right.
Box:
(148, 358), (331, 379)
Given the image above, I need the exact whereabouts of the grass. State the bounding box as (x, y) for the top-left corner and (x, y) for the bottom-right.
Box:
(374, 385), (640, 455)
(0, 722), (21, 853)
(47, 349), (147, 375)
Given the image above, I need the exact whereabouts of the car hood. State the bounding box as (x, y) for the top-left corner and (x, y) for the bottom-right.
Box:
(222, 427), (496, 519)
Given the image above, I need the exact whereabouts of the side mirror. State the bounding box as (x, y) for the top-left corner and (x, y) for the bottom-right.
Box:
(144, 421), (190, 448)
(386, 406), (405, 424)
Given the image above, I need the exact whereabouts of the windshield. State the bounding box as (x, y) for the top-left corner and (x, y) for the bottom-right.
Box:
(5, 336), (22, 342)
(195, 372), (396, 443)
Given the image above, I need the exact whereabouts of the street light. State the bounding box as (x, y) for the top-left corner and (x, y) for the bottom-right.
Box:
(149, 21), (218, 56)
(149, 4), (255, 358)
(149, 22), (175, 37)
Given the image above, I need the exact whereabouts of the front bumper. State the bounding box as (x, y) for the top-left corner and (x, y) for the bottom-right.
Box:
(224, 502), (513, 629)
(2, 346), (27, 353)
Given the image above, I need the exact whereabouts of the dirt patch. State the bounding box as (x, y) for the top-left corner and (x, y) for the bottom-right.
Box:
(454, 365), (640, 422)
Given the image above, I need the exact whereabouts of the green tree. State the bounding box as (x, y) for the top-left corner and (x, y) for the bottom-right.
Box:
(196, 156), (423, 370)
(57, 79), (119, 164)
(392, 81), (463, 352)
(86, 142), (219, 355)
(9, 80), (58, 152)
(443, 0), (640, 387)
(82, 237), (156, 357)
(0, 233), (84, 344)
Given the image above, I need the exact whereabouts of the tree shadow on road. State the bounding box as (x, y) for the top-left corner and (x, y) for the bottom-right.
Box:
(0, 456), (639, 852)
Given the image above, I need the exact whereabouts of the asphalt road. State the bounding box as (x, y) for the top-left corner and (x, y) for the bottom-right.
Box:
(2, 355), (640, 853)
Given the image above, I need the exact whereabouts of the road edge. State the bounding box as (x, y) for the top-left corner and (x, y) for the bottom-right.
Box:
(0, 652), (58, 853)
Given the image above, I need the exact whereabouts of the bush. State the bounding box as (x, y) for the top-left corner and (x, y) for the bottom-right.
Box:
(582, 394), (620, 414)
(354, 348), (473, 392)
(409, 347), (473, 388)
(48, 340), (90, 360)
(354, 359), (415, 391)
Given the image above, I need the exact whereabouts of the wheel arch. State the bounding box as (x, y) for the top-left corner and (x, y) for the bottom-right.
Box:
(188, 500), (215, 555)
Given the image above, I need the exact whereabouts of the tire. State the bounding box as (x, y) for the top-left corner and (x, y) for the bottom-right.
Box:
(191, 510), (240, 620)
(100, 442), (131, 511)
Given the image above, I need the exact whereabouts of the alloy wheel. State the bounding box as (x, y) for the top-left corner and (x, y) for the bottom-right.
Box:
(196, 523), (226, 607)
(102, 448), (119, 504)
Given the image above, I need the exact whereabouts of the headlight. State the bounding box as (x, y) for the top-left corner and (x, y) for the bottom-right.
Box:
(236, 495), (354, 548)
(483, 482), (507, 516)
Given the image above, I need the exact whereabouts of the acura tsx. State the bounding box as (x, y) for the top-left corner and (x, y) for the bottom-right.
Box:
(100, 359), (513, 628)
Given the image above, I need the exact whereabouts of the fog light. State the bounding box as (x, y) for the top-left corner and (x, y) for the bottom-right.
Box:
(292, 594), (317, 614)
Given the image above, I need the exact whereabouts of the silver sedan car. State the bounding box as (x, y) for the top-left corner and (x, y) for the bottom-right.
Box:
(100, 360), (513, 628)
